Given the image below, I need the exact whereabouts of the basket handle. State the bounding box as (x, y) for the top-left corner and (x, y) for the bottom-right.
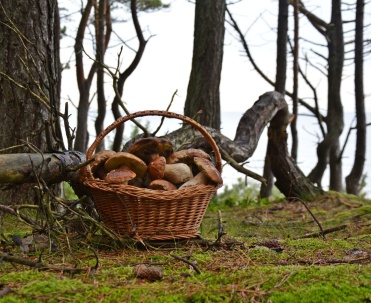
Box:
(82, 110), (222, 181)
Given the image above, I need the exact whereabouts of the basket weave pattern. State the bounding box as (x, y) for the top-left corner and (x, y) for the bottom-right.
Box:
(81, 110), (223, 240)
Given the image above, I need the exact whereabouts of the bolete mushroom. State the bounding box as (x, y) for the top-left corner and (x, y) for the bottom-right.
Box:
(91, 150), (116, 174)
(105, 165), (136, 184)
(104, 152), (147, 178)
(166, 148), (211, 165)
(193, 157), (223, 185)
(178, 171), (210, 189)
(148, 156), (166, 180)
(127, 137), (173, 164)
(148, 179), (177, 191)
(94, 165), (109, 180)
(163, 163), (193, 185)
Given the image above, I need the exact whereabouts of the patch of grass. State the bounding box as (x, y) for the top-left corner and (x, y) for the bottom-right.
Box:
(1, 189), (371, 302)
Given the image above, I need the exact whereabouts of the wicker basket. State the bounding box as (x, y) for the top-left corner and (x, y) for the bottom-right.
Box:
(80, 110), (223, 241)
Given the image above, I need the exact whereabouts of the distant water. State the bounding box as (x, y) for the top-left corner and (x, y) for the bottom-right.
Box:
(84, 111), (371, 198)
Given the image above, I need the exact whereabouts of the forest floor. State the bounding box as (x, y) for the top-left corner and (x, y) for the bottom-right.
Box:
(0, 191), (370, 302)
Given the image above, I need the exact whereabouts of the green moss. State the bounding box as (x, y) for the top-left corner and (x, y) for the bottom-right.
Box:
(1, 192), (370, 302)
(264, 265), (371, 303)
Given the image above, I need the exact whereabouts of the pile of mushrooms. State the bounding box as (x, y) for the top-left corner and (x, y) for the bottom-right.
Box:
(89, 137), (223, 191)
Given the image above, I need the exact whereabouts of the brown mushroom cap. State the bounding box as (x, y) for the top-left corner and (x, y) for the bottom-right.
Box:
(148, 179), (177, 191)
(127, 137), (174, 164)
(163, 163), (193, 185)
(104, 152), (147, 178)
(166, 148), (211, 165)
(91, 150), (116, 172)
(94, 165), (109, 180)
(193, 157), (223, 185)
(105, 165), (136, 184)
(148, 156), (166, 180)
(178, 171), (210, 189)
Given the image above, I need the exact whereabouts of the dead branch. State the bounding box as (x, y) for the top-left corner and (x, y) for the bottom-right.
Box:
(170, 254), (201, 274)
(294, 224), (347, 240)
(226, 7), (326, 119)
(0, 248), (98, 276)
(111, 0), (153, 151)
(295, 198), (325, 238)
(220, 148), (266, 183)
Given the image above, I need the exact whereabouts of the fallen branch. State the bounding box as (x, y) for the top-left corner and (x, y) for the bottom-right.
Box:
(0, 247), (99, 277)
(277, 256), (371, 266)
(220, 148), (266, 184)
(134, 253), (202, 275)
(295, 198), (325, 238)
(170, 254), (201, 274)
(294, 224), (347, 239)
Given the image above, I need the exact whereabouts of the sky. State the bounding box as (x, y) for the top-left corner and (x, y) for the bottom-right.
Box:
(59, 0), (371, 117)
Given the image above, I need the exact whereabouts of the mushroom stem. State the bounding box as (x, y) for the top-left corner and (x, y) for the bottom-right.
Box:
(163, 163), (193, 185)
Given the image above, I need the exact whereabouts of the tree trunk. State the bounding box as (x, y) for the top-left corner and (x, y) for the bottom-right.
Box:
(346, 0), (366, 195)
(268, 105), (320, 200)
(291, 0), (299, 161)
(94, 0), (110, 152)
(111, 0), (147, 152)
(304, 0), (344, 191)
(74, 0), (96, 153)
(0, 0), (60, 205)
(260, 0), (289, 199)
(184, 0), (225, 130)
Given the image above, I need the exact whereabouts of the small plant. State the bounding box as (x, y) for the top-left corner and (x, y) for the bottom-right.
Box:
(210, 178), (284, 209)
(63, 182), (78, 200)
(210, 178), (259, 208)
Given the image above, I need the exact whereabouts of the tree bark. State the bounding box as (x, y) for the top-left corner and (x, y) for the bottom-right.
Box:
(291, 0), (299, 161)
(268, 105), (321, 200)
(296, 0), (345, 191)
(0, 152), (85, 184)
(94, 0), (111, 152)
(184, 0), (225, 130)
(260, 0), (289, 199)
(74, 0), (96, 153)
(0, 0), (60, 205)
(346, 0), (366, 195)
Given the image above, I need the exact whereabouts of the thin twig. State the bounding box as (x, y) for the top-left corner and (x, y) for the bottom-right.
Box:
(169, 254), (201, 274)
(294, 224), (347, 239)
(294, 198), (325, 238)
(220, 148), (266, 184)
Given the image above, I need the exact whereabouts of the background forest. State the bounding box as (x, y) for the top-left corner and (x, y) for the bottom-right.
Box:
(58, 0), (371, 197)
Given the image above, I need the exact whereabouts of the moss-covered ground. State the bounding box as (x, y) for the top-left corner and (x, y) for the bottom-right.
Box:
(1, 190), (370, 302)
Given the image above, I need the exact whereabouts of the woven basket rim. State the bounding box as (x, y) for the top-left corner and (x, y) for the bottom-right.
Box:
(80, 110), (223, 182)
(84, 178), (221, 198)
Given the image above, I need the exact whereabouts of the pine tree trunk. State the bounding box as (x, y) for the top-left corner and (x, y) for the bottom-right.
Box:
(184, 0), (225, 130)
(346, 0), (366, 195)
(0, 0), (60, 205)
